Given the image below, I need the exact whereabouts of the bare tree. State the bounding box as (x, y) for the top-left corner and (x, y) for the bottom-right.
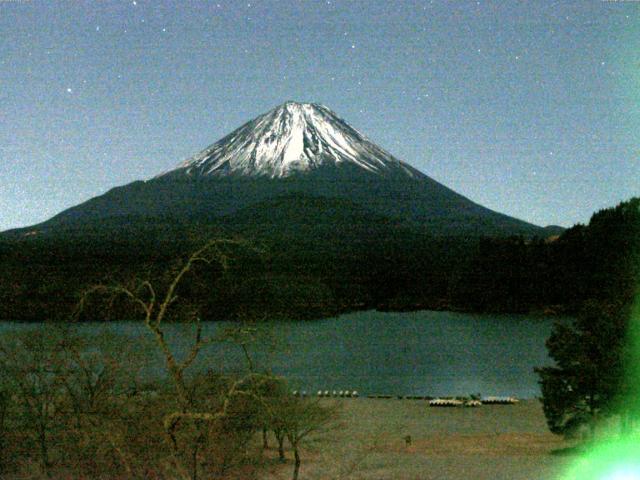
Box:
(251, 375), (290, 461)
(216, 315), (287, 451)
(0, 386), (8, 475)
(76, 239), (277, 480)
(212, 315), (337, 480)
(279, 397), (337, 480)
(0, 329), (67, 477)
(56, 329), (150, 477)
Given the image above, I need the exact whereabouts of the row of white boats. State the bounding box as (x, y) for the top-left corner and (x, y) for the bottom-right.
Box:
(293, 390), (360, 398)
(427, 396), (519, 407)
(291, 390), (519, 406)
(367, 395), (519, 406)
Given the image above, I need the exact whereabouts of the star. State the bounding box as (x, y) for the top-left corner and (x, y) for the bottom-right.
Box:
(95, 26), (100, 32)
(66, 87), (73, 93)
(132, 0), (137, 5)
(351, 44), (355, 49)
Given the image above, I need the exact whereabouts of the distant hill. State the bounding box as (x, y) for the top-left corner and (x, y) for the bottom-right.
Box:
(542, 225), (566, 236)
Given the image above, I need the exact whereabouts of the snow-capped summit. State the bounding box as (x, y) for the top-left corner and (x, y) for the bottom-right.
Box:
(165, 101), (421, 179)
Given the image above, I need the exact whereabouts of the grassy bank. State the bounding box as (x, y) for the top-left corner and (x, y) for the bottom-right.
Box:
(262, 398), (576, 480)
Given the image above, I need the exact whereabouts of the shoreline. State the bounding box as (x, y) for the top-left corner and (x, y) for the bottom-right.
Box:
(264, 398), (576, 480)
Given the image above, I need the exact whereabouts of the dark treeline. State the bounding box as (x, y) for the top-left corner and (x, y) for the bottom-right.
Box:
(0, 197), (638, 322)
(534, 198), (640, 439)
(452, 197), (639, 313)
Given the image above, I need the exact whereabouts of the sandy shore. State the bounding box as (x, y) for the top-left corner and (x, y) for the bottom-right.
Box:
(263, 398), (577, 480)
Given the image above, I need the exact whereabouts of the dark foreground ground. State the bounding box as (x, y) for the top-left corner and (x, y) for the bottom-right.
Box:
(263, 398), (575, 480)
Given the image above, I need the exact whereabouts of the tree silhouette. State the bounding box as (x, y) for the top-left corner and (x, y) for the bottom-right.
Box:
(536, 301), (628, 437)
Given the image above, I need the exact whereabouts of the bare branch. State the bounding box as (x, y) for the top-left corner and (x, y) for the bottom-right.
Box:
(178, 318), (208, 372)
(75, 284), (153, 321)
(72, 238), (264, 478)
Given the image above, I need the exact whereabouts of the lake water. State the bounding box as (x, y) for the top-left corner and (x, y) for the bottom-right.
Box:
(0, 310), (560, 398)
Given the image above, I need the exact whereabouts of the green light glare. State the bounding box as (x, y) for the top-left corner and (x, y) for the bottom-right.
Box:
(604, 469), (640, 480)
(562, 437), (640, 480)
(623, 288), (640, 404)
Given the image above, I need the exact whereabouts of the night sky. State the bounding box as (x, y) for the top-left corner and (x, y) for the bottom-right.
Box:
(1, 0), (638, 231)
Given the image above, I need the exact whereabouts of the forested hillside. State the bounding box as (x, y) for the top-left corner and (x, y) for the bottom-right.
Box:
(0, 197), (637, 322)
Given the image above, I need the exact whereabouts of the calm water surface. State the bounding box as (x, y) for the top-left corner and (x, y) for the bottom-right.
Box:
(0, 310), (560, 398)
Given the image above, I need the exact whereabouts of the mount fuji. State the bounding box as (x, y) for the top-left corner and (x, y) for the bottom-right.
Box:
(9, 101), (546, 237)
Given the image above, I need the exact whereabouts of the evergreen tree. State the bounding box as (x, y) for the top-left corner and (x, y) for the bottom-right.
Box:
(536, 301), (629, 436)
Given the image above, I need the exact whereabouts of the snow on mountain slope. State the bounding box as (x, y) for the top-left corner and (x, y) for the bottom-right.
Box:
(163, 101), (422, 179)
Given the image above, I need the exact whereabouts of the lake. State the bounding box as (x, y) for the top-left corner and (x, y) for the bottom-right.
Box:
(0, 310), (560, 398)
